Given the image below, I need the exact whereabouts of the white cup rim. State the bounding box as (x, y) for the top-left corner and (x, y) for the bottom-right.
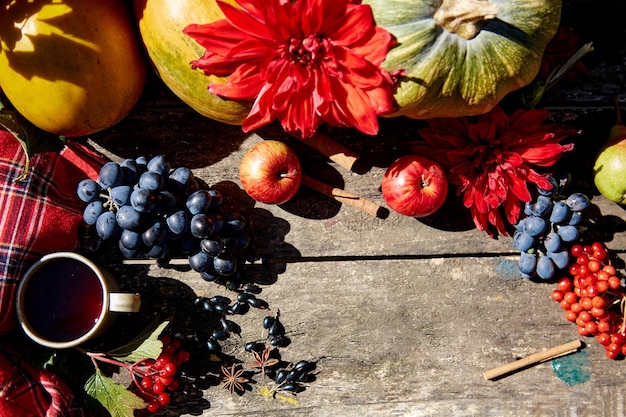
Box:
(16, 252), (111, 349)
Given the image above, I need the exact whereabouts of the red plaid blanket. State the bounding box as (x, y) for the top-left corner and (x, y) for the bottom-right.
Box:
(0, 129), (104, 416)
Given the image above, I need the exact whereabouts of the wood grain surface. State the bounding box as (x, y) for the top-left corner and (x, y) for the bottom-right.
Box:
(79, 1), (626, 416)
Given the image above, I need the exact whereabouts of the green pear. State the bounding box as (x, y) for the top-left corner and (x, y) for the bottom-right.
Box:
(593, 100), (626, 204)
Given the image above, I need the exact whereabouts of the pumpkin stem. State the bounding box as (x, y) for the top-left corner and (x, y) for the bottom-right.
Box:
(434, 0), (498, 40)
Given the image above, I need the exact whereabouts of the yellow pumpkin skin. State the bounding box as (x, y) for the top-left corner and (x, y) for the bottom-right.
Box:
(363, 0), (562, 119)
(133, 0), (250, 125)
(0, 0), (147, 137)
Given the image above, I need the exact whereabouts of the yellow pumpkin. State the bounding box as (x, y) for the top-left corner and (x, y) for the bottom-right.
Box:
(132, 0), (250, 125)
(0, 0), (147, 137)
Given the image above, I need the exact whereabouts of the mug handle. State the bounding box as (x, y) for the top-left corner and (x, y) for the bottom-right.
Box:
(109, 293), (141, 313)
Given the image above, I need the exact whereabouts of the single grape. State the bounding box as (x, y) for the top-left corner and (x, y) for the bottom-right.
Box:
(522, 216), (547, 237)
(186, 190), (212, 215)
(190, 213), (214, 239)
(207, 189), (223, 210)
(146, 242), (168, 259)
(120, 229), (142, 250)
(151, 191), (177, 217)
(201, 236), (224, 257)
(529, 195), (553, 217)
(543, 232), (562, 253)
(118, 240), (138, 259)
(536, 255), (556, 280)
(116, 205), (143, 230)
(568, 211), (583, 226)
(189, 251), (211, 272)
(513, 231), (535, 252)
(139, 171), (165, 191)
(200, 263), (220, 282)
(135, 156), (148, 167)
(566, 193), (590, 212)
(147, 155), (171, 176)
(77, 179), (101, 203)
(547, 249), (570, 269)
(166, 210), (190, 236)
(110, 185), (132, 207)
(168, 167), (194, 189)
(557, 225), (579, 242)
(523, 202), (533, 216)
(130, 187), (156, 213)
(518, 252), (537, 276)
(214, 254), (237, 276)
(549, 201), (570, 224)
(83, 201), (104, 225)
(514, 217), (528, 232)
(142, 221), (167, 247)
(120, 159), (139, 184)
(95, 211), (119, 240)
(99, 161), (123, 188)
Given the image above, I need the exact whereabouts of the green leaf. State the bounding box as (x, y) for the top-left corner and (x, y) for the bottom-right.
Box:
(85, 370), (147, 417)
(108, 319), (170, 363)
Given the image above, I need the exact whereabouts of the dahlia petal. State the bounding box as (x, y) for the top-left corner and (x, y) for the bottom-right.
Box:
(209, 64), (264, 100)
(219, 0), (272, 39)
(263, 1), (295, 41)
(183, 21), (242, 56)
(298, 0), (326, 35)
(329, 3), (377, 47)
(331, 46), (384, 88)
(509, 108), (549, 132)
(503, 168), (531, 202)
(526, 170), (554, 190)
(519, 142), (574, 166)
(350, 26), (396, 66)
(327, 78), (379, 135)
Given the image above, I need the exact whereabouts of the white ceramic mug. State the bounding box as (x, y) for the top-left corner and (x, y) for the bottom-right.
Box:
(16, 252), (141, 349)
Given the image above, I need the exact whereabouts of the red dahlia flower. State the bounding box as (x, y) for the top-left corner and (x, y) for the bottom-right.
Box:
(184, 0), (398, 139)
(411, 107), (577, 237)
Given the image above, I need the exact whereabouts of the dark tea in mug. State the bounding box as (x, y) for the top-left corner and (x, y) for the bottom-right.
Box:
(21, 257), (104, 342)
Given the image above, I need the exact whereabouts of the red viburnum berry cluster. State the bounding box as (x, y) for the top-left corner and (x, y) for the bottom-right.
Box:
(133, 335), (190, 413)
(551, 242), (626, 359)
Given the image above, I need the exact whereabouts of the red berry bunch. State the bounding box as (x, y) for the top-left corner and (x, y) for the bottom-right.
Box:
(551, 242), (626, 359)
(133, 335), (191, 413)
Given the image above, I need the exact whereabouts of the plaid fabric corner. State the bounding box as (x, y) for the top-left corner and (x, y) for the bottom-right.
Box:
(0, 134), (104, 333)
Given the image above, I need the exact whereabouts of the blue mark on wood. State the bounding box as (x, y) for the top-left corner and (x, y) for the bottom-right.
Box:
(494, 259), (520, 281)
(552, 349), (592, 386)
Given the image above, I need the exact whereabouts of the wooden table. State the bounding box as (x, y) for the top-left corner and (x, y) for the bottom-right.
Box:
(82, 2), (626, 416)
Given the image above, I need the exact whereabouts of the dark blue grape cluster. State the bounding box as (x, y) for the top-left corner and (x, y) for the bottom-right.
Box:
(513, 185), (591, 280)
(77, 155), (255, 289)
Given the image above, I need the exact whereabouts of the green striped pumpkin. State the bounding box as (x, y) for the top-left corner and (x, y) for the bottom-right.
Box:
(364, 0), (562, 119)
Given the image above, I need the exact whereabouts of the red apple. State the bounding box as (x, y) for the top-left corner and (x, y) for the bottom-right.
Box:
(239, 140), (302, 204)
(381, 155), (448, 217)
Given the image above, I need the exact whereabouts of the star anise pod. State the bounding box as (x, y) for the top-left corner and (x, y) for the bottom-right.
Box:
(246, 346), (279, 380)
(221, 363), (248, 396)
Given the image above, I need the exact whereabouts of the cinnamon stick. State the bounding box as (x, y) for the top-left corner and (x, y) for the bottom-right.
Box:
(302, 175), (388, 219)
(481, 339), (583, 380)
